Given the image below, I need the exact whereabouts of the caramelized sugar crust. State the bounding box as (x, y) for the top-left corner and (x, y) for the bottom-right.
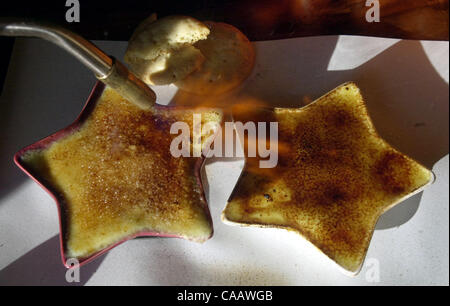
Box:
(23, 88), (221, 259)
(225, 83), (432, 273)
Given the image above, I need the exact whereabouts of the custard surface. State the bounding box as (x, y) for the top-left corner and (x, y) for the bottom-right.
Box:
(24, 87), (221, 259)
(224, 83), (432, 273)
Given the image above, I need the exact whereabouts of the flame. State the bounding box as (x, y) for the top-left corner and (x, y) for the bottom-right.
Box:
(167, 36), (295, 168)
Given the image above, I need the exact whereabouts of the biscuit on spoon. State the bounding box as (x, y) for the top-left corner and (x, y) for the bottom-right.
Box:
(125, 15), (210, 85)
(175, 21), (256, 95)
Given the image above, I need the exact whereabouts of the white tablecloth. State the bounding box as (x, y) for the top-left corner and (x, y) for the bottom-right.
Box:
(0, 36), (448, 285)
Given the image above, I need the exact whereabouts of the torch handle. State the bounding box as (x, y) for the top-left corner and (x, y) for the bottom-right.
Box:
(0, 19), (156, 110)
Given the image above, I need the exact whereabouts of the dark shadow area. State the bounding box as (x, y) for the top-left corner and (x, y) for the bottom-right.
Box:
(0, 38), (97, 201)
(0, 235), (106, 286)
(354, 41), (449, 171)
(0, 38), (14, 95)
(353, 41), (448, 229)
(375, 192), (424, 229)
(200, 160), (211, 206)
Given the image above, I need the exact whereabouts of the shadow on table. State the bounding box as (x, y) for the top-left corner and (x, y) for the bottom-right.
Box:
(0, 234), (106, 286)
(0, 39), (96, 202)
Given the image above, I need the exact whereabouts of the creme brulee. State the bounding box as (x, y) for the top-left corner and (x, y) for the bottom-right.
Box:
(22, 87), (222, 259)
(224, 83), (433, 273)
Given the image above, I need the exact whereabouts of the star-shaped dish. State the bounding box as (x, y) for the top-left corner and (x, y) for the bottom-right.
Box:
(223, 82), (434, 274)
(14, 82), (222, 268)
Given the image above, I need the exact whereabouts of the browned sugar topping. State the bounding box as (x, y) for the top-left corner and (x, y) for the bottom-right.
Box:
(225, 83), (432, 272)
(23, 88), (220, 258)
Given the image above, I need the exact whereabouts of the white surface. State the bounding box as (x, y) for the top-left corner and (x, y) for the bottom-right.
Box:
(0, 36), (448, 286)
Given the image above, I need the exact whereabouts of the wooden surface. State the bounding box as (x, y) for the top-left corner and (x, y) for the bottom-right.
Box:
(1, 0), (448, 41)
(1, 0), (448, 95)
